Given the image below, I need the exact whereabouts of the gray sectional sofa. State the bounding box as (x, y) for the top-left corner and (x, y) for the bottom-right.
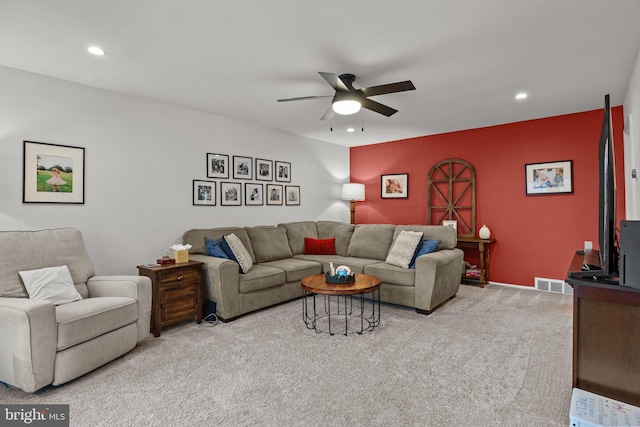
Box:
(184, 221), (464, 321)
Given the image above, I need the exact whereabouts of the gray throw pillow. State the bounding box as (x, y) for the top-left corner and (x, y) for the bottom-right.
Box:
(224, 233), (253, 273)
(385, 230), (424, 269)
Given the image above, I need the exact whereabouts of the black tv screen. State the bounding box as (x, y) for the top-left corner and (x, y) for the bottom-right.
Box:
(598, 94), (618, 278)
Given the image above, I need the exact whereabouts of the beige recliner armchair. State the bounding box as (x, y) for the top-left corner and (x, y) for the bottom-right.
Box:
(0, 228), (151, 393)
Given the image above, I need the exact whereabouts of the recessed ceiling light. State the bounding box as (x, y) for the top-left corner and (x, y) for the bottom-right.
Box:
(347, 127), (355, 133)
(88, 46), (106, 56)
(515, 92), (528, 100)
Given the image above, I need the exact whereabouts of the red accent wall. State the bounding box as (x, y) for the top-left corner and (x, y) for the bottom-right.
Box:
(350, 107), (626, 287)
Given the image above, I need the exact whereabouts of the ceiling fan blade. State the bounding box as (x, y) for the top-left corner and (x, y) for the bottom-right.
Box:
(318, 72), (349, 92)
(277, 95), (333, 102)
(361, 98), (398, 117)
(359, 80), (416, 97)
(320, 105), (336, 121)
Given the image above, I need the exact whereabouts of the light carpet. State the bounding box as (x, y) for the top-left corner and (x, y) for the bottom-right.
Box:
(0, 284), (574, 426)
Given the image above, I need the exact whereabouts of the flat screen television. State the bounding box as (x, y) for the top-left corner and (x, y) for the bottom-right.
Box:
(569, 94), (619, 282)
(597, 94), (619, 279)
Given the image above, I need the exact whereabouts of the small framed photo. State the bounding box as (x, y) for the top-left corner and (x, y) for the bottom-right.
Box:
(275, 161), (291, 183)
(207, 153), (229, 179)
(221, 182), (242, 206)
(381, 173), (408, 198)
(442, 220), (457, 232)
(233, 156), (253, 180)
(255, 158), (273, 181)
(23, 140), (85, 204)
(193, 180), (216, 206)
(525, 160), (573, 195)
(266, 184), (283, 205)
(245, 183), (264, 206)
(285, 185), (300, 206)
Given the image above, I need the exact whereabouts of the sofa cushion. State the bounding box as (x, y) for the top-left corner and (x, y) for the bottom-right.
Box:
(259, 258), (322, 283)
(409, 239), (441, 268)
(0, 228), (95, 299)
(385, 230), (423, 269)
(316, 221), (354, 256)
(246, 226), (293, 263)
(304, 238), (336, 255)
(238, 264), (285, 294)
(348, 224), (396, 261)
(223, 234), (254, 273)
(279, 221), (318, 255)
(293, 255), (380, 274)
(19, 265), (83, 305)
(364, 262), (416, 287)
(183, 228), (256, 261)
(394, 225), (456, 250)
(55, 296), (138, 351)
(204, 237), (230, 259)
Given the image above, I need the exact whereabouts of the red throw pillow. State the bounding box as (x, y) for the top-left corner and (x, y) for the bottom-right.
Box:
(304, 237), (336, 255)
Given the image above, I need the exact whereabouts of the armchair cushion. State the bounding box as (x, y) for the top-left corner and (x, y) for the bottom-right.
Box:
(55, 297), (137, 351)
(0, 228), (95, 299)
(19, 265), (83, 306)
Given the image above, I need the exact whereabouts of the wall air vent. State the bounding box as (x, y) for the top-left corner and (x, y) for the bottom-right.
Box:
(534, 277), (572, 294)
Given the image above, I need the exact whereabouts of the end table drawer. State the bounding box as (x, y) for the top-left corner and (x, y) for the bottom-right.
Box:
(160, 269), (200, 285)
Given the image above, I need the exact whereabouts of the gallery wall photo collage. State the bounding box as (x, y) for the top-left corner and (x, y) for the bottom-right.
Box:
(193, 153), (300, 207)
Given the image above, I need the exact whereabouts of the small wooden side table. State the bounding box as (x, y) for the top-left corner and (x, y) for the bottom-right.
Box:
(456, 237), (496, 287)
(137, 261), (204, 337)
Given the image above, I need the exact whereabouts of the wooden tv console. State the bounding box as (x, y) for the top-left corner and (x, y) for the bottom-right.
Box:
(566, 252), (640, 407)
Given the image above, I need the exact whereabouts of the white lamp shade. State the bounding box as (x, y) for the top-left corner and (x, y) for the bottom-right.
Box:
(341, 183), (365, 201)
(332, 99), (361, 115)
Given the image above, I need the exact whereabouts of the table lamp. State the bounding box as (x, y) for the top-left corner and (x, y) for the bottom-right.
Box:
(341, 183), (365, 224)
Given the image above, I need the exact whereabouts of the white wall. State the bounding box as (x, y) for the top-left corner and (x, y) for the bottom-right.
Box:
(624, 46), (640, 219)
(0, 66), (350, 275)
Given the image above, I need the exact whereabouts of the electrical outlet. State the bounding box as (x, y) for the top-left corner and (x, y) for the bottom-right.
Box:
(584, 241), (593, 251)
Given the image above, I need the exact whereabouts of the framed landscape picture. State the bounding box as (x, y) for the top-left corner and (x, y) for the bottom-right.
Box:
(381, 173), (408, 198)
(255, 158), (273, 181)
(193, 180), (216, 206)
(525, 160), (573, 195)
(221, 182), (242, 206)
(207, 153), (229, 179)
(285, 185), (300, 206)
(23, 140), (85, 204)
(266, 184), (283, 205)
(245, 183), (264, 206)
(275, 161), (291, 183)
(233, 156), (253, 180)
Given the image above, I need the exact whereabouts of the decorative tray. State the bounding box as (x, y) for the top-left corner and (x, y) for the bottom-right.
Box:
(325, 273), (355, 284)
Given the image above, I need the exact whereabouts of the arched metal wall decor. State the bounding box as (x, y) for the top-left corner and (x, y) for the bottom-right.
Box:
(427, 158), (476, 238)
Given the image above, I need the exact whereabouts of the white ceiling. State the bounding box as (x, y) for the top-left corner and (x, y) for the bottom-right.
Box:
(2, 0), (640, 147)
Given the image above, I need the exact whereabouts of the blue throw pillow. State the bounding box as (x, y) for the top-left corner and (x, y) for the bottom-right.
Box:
(409, 239), (441, 269)
(205, 237), (230, 259)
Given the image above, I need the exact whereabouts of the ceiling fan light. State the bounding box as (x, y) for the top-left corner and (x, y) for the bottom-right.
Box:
(332, 99), (361, 115)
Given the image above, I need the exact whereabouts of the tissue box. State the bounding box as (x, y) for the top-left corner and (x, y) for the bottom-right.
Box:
(173, 249), (189, 263)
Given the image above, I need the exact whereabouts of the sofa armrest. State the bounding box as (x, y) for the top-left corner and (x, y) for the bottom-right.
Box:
(190, 254), (240, 320)
(0, 297), (57, 393)
(414, 248), (464, 311)
(87, 275), (152, 343)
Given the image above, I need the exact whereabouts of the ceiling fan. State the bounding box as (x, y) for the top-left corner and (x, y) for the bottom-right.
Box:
(277, 72), (416, 121)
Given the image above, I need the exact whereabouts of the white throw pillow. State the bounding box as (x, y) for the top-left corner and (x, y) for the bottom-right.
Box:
(224, 233), (254, 273)
(385, 230), (424, 269)
(18, 265), (83, 305)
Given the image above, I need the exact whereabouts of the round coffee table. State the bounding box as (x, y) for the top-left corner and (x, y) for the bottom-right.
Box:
(301, 273), (381, 336)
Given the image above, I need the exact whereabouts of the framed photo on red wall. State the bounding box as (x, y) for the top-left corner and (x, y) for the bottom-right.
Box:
(381, 173), (408, 198)
(525, 160), (573, 195)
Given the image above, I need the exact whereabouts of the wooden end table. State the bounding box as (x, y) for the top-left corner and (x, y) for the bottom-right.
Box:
(301, 274), (381, 336)
(137, 260), (204, 337)
(456, 237), (496, 287)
